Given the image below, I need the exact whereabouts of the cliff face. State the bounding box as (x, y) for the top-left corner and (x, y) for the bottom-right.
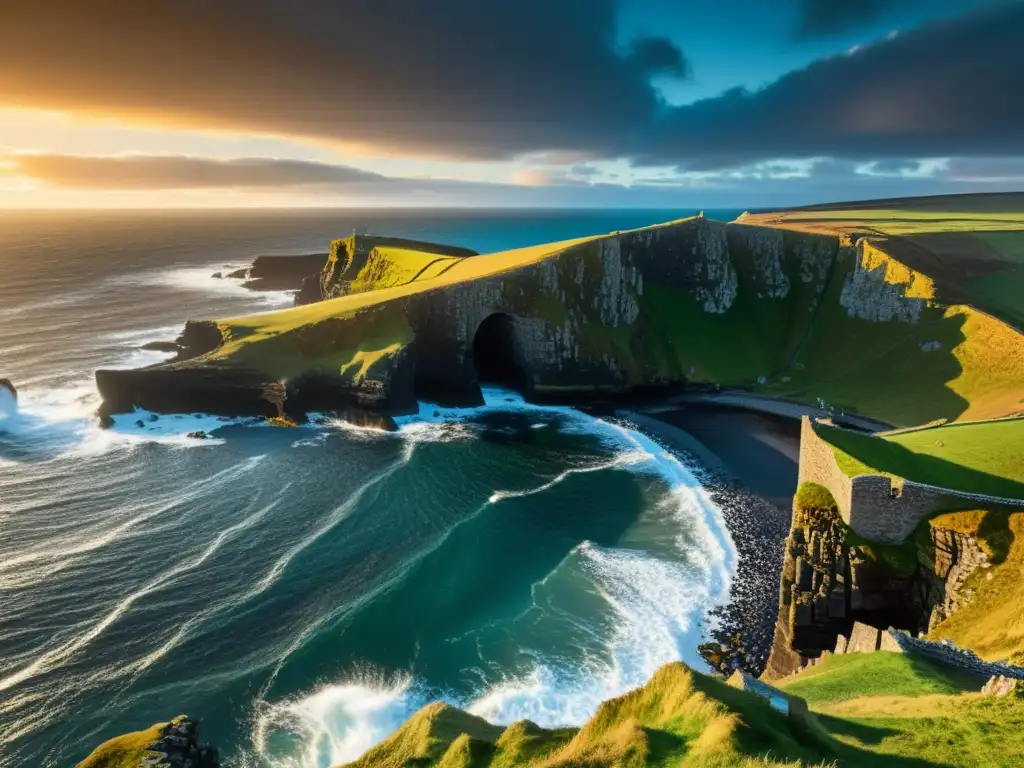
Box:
(763, 490), (995, 680)
(95, 216), (1024, 423)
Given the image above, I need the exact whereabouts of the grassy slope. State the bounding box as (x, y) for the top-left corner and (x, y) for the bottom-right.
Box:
(760, 239), (1024, 426)
(343, 663), (837, 768)
(776, 653), (1024, 767)
(77, 719), (174, 768)
(925, 509), (1024, 662)
(204, 233), (610, 380)
(345, 656), (1024, 768)
(347, 247), (464, 294)
(813, 418), (1024, 499)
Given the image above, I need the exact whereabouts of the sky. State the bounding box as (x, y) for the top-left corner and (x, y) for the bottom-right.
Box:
(0, 0), (1022, 208)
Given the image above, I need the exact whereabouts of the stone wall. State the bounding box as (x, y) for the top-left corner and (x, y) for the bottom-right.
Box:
(798, 416), (1024, 544)
(825, 622), (1024, 681)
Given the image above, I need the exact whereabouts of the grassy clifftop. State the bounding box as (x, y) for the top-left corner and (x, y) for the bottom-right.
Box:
(813, 418), (1024, 499)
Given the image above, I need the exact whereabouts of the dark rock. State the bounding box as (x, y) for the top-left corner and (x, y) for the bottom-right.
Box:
(211, 271), (223, 279)
(225, 268), (249, 279)
(0, 378), (16, 401)
(135, 420), (146, 428)
(141, 340), (182, 353)
(294, 274), (323, 306)
(241, 253), (328, 291)
(187, 431), (209, 440)
(172, 321), (225, 362)
(96, 367), (283, 418)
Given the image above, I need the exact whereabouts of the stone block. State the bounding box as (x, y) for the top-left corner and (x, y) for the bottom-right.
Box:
(880, 629), (906, 653)
(834, 635), (848, 654)
(847, 622), (881, 653)
(983, 676), (1020, 698)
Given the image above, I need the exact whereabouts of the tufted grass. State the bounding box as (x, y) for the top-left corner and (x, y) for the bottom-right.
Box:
(77, 718), (180, 768)
(343, 663), (839, 768)
(776, 653), (981, 706)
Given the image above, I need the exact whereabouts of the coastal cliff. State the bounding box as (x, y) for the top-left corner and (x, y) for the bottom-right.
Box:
(96, 215), (1024, 424)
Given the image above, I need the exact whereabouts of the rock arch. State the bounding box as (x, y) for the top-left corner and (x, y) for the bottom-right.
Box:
(471, 313), (531, 395)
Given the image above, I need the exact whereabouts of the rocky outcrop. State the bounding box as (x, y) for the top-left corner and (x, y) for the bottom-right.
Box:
(984, 676), (1022, 697)
(142, 716), (219, 767)
(916, 527), (990, 632)
(237, 253), (328, 291)
(764, 495), (997, 679)
(295, 274), (323, 306)
(0, 378), (16, 419)
(96, 366), (284, 419)
(839, 239), (933, 323)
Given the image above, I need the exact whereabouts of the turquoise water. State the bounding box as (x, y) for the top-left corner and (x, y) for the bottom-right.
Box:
(0, 210), (740, 767)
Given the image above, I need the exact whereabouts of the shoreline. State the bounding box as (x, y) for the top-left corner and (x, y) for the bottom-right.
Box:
(620, 403), (799, 674)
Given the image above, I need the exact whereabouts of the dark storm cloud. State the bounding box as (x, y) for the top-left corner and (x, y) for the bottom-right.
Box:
(641, 2), (1024, 169)
(0, 1), (1021, 169)
(12, 154), (386, 189)
(795, 0), (906, 37)
(625, 37), (691, 78)
(0, 0), (663, 160)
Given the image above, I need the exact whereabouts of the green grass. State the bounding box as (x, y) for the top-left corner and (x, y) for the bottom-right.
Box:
(813, 418), (1024, 499)
(795, 483), (838, 513)
(776, 653), (981, 706)
(77, 718), (179, 768)
(343, 663), (838, 768)
(347, 246), (464, 294)
(776, 652), (1024, 767)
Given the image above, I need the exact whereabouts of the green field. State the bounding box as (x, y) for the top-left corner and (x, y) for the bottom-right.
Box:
(776, 653), (1024, 767)
(814, 418), (1024, 499)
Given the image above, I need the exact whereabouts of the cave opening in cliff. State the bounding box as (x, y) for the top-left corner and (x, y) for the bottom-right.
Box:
(472, 313), (530, 394)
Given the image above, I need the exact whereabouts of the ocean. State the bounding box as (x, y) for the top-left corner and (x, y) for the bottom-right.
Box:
(0, 208), (743, 767)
